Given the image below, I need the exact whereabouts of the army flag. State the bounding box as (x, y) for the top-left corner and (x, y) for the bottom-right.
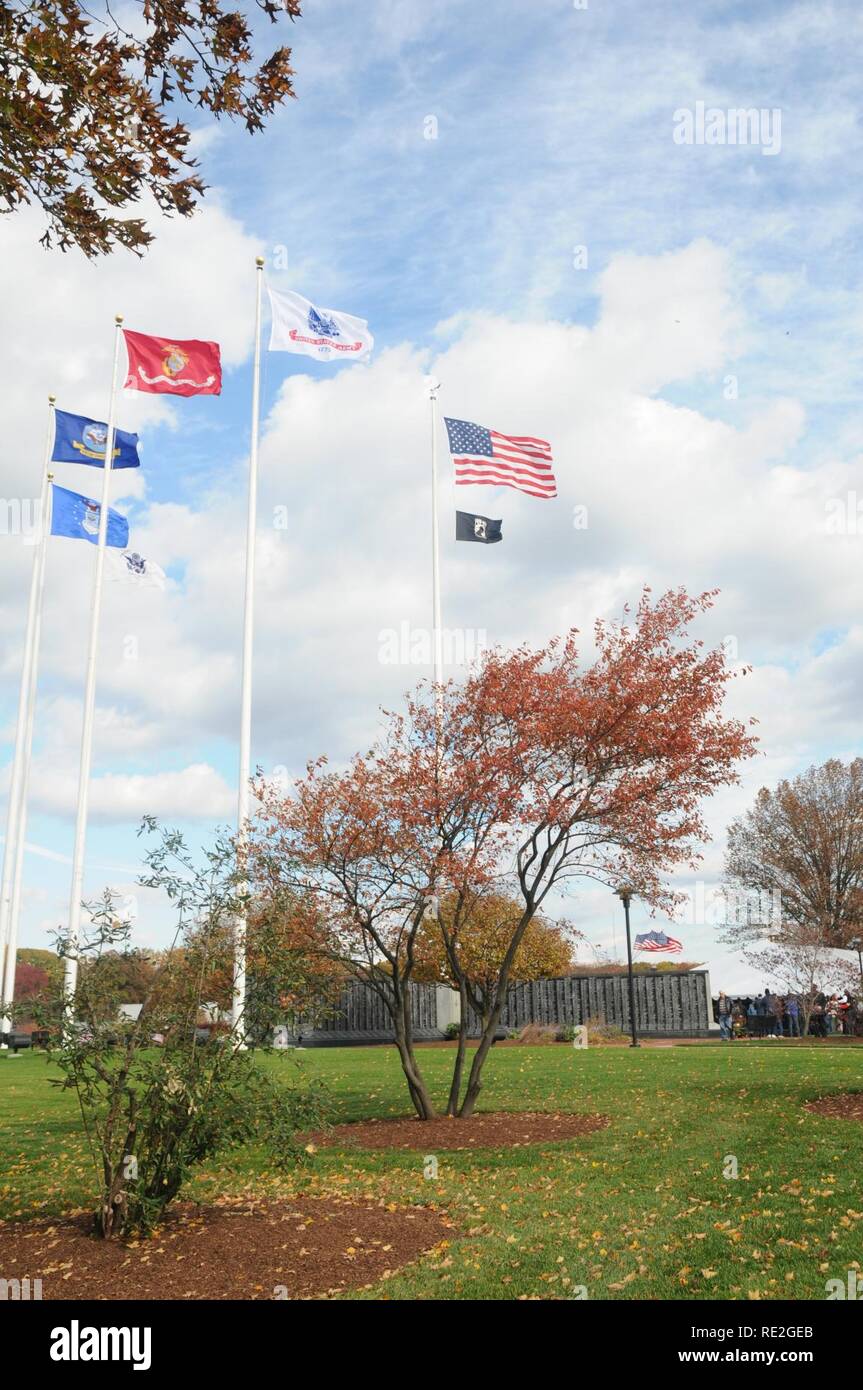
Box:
(123, 330), (221, 396)
(52, 408), (140, 469)
(50, 483), (129, 549)
(106, 549), (166, 589)
(267, 287), (373, 362)
(455, 510), (502, 544)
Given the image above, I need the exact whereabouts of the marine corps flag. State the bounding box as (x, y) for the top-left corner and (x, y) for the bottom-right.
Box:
(455, 510), (502, 544)
(123, 330), (222, 396)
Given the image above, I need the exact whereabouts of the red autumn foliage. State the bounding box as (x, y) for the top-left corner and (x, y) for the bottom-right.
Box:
(1, 0), (302, 256)
(252, 588), (758, 1119)
(14, 960), (51, 1001)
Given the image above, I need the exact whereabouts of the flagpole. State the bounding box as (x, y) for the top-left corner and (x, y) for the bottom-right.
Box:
(233, 256), (264, 1042)
(0, 470), (54, 1032)
(0, 400), (55, 1041)
(64, 317), (123, 1013)
(428, 381), (443, 700)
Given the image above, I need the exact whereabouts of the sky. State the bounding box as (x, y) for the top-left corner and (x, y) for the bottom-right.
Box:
(2, 0), (863, 993)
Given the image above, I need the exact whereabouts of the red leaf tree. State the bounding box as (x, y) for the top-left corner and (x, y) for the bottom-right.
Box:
(252, 589), (758, 1119)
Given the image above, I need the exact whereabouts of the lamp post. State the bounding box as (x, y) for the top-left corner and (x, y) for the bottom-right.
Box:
(615, 886), (640, 1048)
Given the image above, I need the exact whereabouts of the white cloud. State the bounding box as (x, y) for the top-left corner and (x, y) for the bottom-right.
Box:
(2, 202), (861, 989)
(0, 194), (261, 501)
(29, 762), (234, 823)
(9, 235), (860, 791)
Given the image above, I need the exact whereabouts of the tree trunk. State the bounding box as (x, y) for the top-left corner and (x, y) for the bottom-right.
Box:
(392, 994), (437, 1120)
(455, 901), (539, 1117)
(458, 1003), (500, 1118)
(95, 1159), (130, 1238)
(446, 981), (469, 1116)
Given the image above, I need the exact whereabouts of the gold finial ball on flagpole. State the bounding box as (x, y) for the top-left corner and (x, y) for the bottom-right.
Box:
(115, 313), (124, 325)
(48, 394), (56, 405)
(256, 256), (265, 268)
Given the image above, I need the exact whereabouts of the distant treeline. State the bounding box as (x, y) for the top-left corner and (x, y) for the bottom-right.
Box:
(567, 960), (703, 976)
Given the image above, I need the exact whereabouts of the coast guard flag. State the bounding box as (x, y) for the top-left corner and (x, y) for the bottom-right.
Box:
(106, 549), (166, 589)
(52, 409), (140, 469)
(456, 510), (502, 544)
(50, 483), (129, 548)
(634, 929), (682, 954)
(267, 287), (373, 362)
(123, 330), (221, 396)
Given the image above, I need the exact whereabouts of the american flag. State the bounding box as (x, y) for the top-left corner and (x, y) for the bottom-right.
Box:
(443, 417), (557, 499)
(634, 929), (682, 954)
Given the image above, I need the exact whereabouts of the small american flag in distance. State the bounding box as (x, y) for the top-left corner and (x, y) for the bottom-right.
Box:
(634, 929), (683, 954)
(444, 417), (557, 499)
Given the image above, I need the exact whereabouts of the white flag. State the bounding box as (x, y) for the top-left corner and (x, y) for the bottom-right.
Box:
(106, 549), (166, 590)
(267, 286), (373, 362)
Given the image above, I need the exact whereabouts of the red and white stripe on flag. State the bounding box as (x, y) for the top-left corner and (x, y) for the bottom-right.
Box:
(444, 417), (557, 499)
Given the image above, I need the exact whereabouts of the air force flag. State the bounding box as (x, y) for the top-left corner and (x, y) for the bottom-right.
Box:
(50, 483), (129, 549)
(267, 286), (373, 362)
(455, 510), (502, 545)
(52, 409), (140, 469)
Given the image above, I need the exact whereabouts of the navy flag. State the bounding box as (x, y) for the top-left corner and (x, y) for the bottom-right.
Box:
(52, 409), (140, 469)
(455, 510), (502, 545)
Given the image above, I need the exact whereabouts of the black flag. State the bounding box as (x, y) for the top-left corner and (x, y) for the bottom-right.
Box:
(455, 510), (502, 545)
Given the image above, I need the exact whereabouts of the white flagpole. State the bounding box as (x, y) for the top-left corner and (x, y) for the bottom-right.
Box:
(428, 381), (443, 698)
(64, 316), (124, 1012)
(0, 399), (55, 1041)
(0, 469), (54, 1030)
(233, 256), (265, 1040)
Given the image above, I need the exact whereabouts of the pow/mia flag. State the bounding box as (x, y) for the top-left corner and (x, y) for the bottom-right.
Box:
(455, 510), (502, 545)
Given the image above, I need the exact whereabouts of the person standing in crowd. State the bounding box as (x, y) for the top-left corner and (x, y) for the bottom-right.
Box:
(718, 990), (733, 1041)
(825, 996), (835, 1034)
(786, 993), (801, 1037)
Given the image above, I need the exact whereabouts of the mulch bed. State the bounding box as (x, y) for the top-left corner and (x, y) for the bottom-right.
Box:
(309, 1110), (609, 1151)
(0, 1198), (453, 1300)
(804, 1092), (863, 1122)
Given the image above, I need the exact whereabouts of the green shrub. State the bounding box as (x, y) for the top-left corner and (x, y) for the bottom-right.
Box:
(44, 823), (329, 1238)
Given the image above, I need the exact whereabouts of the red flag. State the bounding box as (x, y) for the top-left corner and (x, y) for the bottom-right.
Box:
(123, 330), (222, 397)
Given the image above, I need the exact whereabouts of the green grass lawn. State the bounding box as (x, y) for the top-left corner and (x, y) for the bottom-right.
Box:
(1, 1041), (861, 1300)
